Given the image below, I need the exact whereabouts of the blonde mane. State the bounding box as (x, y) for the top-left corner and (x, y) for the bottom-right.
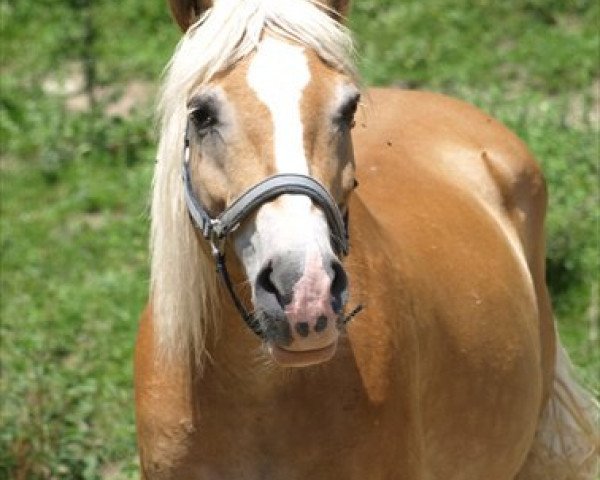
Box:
(151, 0), (357, 365)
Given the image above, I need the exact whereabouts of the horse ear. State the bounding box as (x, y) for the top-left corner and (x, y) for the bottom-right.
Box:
(325, 0), (351, 19)
(167, 0), (212, 32)
(167, 0), (351, 31)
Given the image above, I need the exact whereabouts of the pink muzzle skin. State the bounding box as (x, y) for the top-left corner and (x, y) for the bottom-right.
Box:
(282, 250), (340, 350)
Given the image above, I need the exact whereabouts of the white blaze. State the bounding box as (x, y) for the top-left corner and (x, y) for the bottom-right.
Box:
(247, 36), (311, 174)
(237, 36), (334, 284)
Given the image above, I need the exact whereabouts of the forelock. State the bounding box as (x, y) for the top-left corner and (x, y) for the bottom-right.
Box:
(158, 0), (358, 127)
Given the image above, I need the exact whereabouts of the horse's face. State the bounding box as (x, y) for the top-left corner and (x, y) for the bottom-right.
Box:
(187, 36), (359, 366)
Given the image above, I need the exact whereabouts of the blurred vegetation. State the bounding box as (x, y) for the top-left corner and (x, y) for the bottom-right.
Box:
(1, 0), (598, 478)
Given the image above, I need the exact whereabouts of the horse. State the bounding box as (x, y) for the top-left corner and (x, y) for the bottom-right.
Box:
(134, 0), (599, 478)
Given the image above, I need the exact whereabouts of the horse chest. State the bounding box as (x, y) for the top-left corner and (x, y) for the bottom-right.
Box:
(181, 363), (419, 479)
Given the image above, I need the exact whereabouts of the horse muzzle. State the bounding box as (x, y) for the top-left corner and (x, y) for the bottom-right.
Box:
(254, 249), (348, 367)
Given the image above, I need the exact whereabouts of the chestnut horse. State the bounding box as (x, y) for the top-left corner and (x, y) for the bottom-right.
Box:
(135, 0), (598, 478)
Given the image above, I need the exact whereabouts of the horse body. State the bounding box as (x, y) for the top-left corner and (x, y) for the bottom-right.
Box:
(137, 87), (560, 479)
(136, 1), (597, 478)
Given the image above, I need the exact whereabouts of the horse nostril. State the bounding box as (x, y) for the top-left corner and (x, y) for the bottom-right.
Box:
(330, 260), (348, 313)
(295, 322), (310, 337)
(315, 315), (328, 332)
(256, 259), (294, 308)
(256, 262), (277, 295)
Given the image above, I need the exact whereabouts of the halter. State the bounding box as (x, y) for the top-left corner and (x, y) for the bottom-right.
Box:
(181, 120), (354, 336)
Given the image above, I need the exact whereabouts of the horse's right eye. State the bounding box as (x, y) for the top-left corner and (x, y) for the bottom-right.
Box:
(191, 104), (218, 132)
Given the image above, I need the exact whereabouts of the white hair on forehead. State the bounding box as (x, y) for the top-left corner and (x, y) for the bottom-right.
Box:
(151, 0), (358, 367)
(160, 0), (356, 118)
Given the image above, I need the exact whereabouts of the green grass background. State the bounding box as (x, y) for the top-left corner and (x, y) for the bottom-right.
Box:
(1, 0), (598, 478)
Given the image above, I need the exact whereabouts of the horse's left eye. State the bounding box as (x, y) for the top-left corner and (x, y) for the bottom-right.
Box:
(338, 94), (360, 129)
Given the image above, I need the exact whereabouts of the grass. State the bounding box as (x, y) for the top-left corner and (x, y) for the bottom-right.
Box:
(1, 1), (598, 478)
(1, 109), (153, 478)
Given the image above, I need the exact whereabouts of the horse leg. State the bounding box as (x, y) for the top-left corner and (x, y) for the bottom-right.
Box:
(134, 305), (200, 479)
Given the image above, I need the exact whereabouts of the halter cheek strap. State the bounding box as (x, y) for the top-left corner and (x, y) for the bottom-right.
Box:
(181, 121), (355, 336)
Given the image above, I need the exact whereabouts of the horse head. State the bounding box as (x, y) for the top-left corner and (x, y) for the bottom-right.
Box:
(157, 0), (360, 367)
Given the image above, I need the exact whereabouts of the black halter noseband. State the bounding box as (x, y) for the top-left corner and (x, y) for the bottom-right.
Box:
(181, 121), (360, 337)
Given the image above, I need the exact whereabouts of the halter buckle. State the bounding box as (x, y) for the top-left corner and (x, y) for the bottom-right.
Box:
(208, 221), (226, 257)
